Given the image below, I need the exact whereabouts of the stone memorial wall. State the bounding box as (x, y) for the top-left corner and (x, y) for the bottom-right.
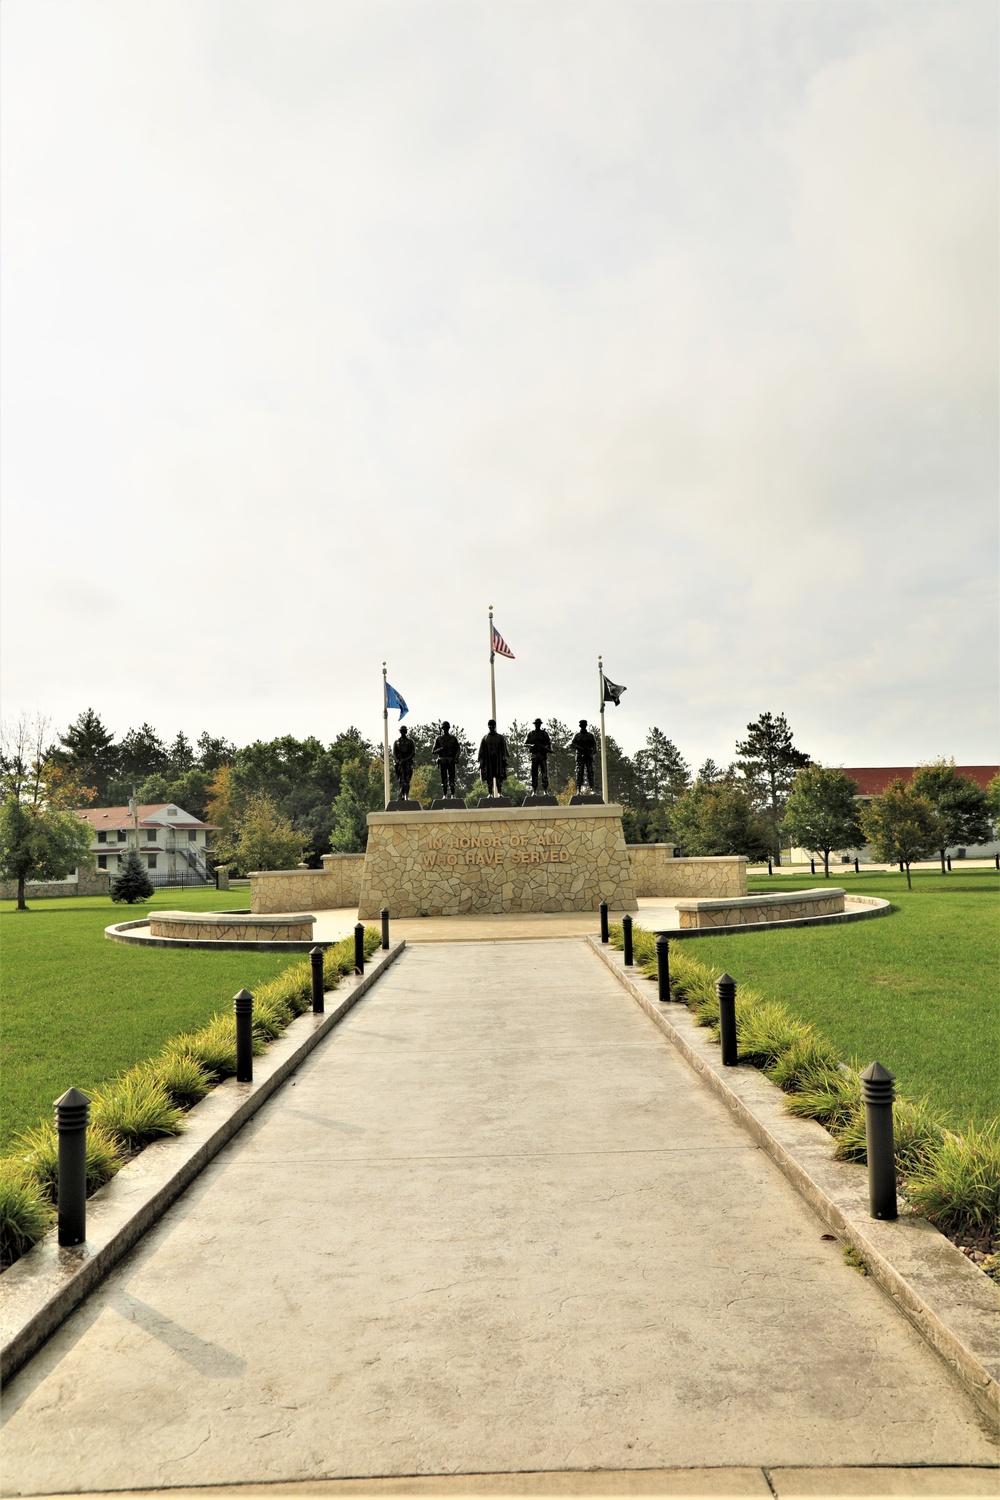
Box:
(357, 804), (637, 918)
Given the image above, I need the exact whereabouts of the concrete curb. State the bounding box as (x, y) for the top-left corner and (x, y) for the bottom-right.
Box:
(586, 935), (1000, 1425)
(0, 941), (407, 1383)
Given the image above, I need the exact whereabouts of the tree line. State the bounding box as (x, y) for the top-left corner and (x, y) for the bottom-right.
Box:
(3, 708), (996, 891)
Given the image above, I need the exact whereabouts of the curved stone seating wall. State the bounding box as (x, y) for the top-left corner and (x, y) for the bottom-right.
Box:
(148, 911), (316, 942)
(251, 856), (364, 915)
(627, 847), (747, 899)
(358, 805), (637, 918)
(676, 887), (845, 929)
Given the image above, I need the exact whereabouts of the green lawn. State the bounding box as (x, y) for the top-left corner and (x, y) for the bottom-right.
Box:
(686, 869), (1000, 1130)
(0, 887), (301, 1151)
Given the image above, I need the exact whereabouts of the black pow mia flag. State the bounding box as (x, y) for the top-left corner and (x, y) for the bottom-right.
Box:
(602, 674), (626, 706)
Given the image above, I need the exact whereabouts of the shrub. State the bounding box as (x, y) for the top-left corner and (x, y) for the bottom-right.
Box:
(0, 1160), (55, 1264)
(110, 849), (155, 904)
(12, 1121), (122, 1198)
(904, 1121), (1000, 1236)
(90, 1071), (184, 1148)
(150, 1048), (213, 1107)
(734, 999), (813, 1068)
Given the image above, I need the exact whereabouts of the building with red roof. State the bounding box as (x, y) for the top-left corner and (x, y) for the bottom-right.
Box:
(75, 802), (217, 883)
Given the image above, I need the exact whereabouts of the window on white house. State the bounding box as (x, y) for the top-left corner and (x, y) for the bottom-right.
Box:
(147, 855), (158, 869)
(188, 830), (197, 841)
(146, 829), (156, 842)
(117, 831), (126, 842)
(97, 855), (107, 869)
(97, 830), (107, 843)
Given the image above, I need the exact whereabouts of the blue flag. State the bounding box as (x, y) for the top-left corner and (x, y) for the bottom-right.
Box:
(386, 683), (408, 720)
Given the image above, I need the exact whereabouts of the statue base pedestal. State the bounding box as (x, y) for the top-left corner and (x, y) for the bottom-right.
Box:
(358, 803), (636, 918)
(430, 798), (466, 810)
(477, 795), (513, 808)
(521, 793), (558, 806)
(569, 793), (605, 805)
(385, 799), (422, 812)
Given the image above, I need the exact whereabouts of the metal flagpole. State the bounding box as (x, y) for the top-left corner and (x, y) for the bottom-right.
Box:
(598, 654), (609, 804)
(488, 605), (497, 723)
(382, 662), (391, 808)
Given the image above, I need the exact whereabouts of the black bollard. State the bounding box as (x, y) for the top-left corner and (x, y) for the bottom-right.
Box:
(354, 922), (365, 975)
(810, 858), (815, 875)
(310, 946), (325, 1014)
(655, 933), (671, 1002)
(860, 1062), (897, 1220)
(767, 858), (773, 876)
(234, 989), (254, 1083)
(55, 1087), (90, 1247)
(381, 907), (390, 950)
(622, 914), (633, 967)
(716, 974), (738, 1066)
(599, 901), (609, 944)
(995, 853), (999, 871)
(946, 855), (952, 871)
(854, 858), (860, 874)
(899, 860), (904, 873)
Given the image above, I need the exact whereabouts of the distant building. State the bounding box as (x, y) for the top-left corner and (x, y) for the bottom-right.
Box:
(75, 803), (217, 882)
(840, 767), (998, 799)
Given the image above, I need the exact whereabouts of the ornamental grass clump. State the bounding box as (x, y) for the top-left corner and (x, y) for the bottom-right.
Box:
(90, 1070), (184, 1149)
(150, 1048), (213, 1108)
(11, 1120), (122, 1198)
(902, 1121), (1000, 1236)
(0, 1161), (55, 1266)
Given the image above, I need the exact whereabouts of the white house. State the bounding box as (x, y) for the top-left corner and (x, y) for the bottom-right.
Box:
(75, 803), (217, 882)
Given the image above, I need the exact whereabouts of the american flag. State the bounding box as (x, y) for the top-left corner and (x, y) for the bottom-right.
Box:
(491, 624), (515, 660)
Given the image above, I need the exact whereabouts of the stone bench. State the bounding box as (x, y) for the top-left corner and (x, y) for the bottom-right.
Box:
(148, 911), (316, 942)
(676, 888), (846, 929)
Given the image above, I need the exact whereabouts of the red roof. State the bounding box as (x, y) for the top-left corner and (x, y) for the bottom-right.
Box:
(841, 767), (998, 796)
(75, 804), (217, 830)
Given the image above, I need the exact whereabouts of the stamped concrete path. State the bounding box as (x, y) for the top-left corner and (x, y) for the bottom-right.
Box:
(2, 941), (996, 1495)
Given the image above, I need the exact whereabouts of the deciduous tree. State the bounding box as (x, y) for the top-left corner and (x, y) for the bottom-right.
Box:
(782, 766), (860, 878)
(859, 781), (942, 889)
(910, 761), (993, 873)
(672, 775), (771, 860)
(1, 716), (95, 910)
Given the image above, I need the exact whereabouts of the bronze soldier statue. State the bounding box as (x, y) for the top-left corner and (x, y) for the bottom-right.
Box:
(477, 720), (508, 796)
(432, 721), (460, 798)
(570, 719), (598, 793)
(392, 724), (416, 800)
(524, 718), (552, 792)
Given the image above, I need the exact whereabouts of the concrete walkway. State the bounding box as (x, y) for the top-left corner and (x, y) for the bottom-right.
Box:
(313, 899), (684, 945)
(2, 941), (995, 1496)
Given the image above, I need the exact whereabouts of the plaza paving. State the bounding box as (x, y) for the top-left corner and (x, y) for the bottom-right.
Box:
(1, 940), (996, 1496)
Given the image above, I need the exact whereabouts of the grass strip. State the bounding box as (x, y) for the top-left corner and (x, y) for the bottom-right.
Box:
(609, 922), (999, 1276)
(0, 927), (381, 1269)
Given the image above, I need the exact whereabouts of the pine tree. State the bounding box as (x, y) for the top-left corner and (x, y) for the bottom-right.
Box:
(736, 712), (810, 860)
(111, 849), (156, 904)
(636, 729), (690, 805)
(56, 709), (118, 801)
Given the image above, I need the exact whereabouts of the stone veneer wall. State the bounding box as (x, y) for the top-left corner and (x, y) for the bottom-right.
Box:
(0, 869), (111, 901)
(149, 912), (315, 941)
(626, 847), (747, 898)
(251, 857), (363, 915)
(676, 888), (845, 929)
(358, 805), (637, 918)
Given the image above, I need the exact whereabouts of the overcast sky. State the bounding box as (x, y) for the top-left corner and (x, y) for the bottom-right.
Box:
(2, 0), (997, 770)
